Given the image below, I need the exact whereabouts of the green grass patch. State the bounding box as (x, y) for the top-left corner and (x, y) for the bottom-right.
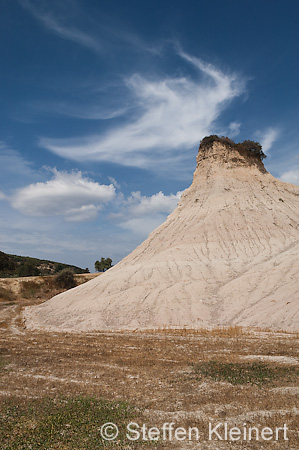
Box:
(0, 396), (146, 449)
(193, 360), (299, 386)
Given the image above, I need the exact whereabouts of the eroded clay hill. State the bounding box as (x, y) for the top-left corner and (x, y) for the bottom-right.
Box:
(24, 141), (299, 331)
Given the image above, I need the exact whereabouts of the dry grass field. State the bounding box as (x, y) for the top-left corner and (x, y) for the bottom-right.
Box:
(0, 277), (298, 449)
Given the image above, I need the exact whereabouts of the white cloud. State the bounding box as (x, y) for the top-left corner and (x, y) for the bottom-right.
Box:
(11, 169), (115, 221)
(108, 176), (121, 190)
(257, 127), (280, 154)
(118, 190), (182, 235)
(39, 50), (245, 172)
(279, 170), (299, 186)
(126, 191), (182, 216)
(64, 204), (101, 222)
(0, 192), (6, 200)
(22, 1), (102, 53)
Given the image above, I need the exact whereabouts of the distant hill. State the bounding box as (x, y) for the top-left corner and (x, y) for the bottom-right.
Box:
(0, 251), (89, 278)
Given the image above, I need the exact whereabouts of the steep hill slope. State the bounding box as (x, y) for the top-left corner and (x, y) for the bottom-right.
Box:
(24, 140), (299, 331)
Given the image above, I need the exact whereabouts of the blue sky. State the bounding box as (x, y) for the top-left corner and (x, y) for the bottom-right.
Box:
(1, 0), (299, 271)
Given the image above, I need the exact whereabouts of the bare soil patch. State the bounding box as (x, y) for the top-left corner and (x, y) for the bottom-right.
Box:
(0, 273), (99, 304)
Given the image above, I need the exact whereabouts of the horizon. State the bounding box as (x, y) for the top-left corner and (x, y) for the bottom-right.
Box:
(1, 0), (299, 271)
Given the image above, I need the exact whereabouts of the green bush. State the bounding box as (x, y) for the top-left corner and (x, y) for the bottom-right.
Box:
(199, 135), (267, 160)
(54, 269), (76, 290)
(237, 139), (266, 160)
(95, 257), (112, 272)
(0, 251), (16, 274)
(18, 262), (40, 277)
(200, 135), (235, 149)
(54, 263), (65, 273)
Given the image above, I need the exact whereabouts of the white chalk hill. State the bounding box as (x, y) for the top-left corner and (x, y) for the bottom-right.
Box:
(25, 142), (299, 331)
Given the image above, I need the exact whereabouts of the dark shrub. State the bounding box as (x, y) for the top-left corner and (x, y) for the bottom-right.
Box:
(18, 262), (39, 277)
(0, 251), (16, 272)
(54, 269), (76, 290)
(199, 135), (267, 161)
(200, 135), (235, 149)
(95, 257), (113, 272)
(237, 140), (266, 160)
(54, 263), (65, 273)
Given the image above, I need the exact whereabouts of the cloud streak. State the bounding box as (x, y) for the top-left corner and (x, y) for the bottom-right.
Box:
(31, 99), (129, 121)
(0, 143), (36, 189)
(39, 50), (245, 172)
(22, 0), (102, 53)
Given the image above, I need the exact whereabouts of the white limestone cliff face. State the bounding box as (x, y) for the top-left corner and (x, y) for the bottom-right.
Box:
(24, 142), (299, 331)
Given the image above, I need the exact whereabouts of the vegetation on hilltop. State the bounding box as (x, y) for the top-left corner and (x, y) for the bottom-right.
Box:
(0, 251), (89, 278)
(200, 135), (266, 161)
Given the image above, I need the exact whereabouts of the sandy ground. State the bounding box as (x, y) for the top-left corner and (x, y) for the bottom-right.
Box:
(1, 298), (299, 449)
(24, 142), (299, 332)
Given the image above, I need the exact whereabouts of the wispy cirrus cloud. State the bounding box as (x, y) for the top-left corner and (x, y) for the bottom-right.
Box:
(21, 0), (163, 58)
(0, 142), (36, 187)
(32, 100), (129, 121)
(11, 169), (115, 222)
(39, 50), (245, 173)
(21, 0), (102, 53)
